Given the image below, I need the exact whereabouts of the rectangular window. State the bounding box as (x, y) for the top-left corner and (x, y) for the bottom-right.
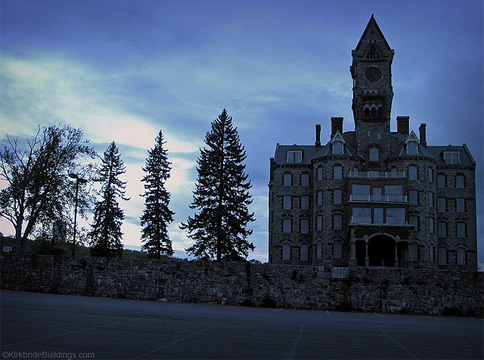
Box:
(444, 151), (460, 164)
(352, 184), (370, 201)
(287, 150), (302, 163)
(369, 147), (379, 161)
(457, 222), (466, 238)
(301, 173), (310, 186)
(408, 166), (418, 180)
(409, 190), (418, 205)
(333, 141), (343, 155)
(300, 219), (309, 234)
(352, 207), (371, 224)
(369, 170), (380, 178)
(428, 192), (434, 208)
(456, 175), (465, 188)
(407, 141), (418, 155)
(283, 173), (292, 186)
(283, 196), (291, 210)
(333, 241), (342, 259)
(430, 244), (434, 262)
(428, 168), (433, 182)
(317, 167), (323, 181)
(429, 218), (434, 233)
(456, 198), (465, 213)
(374, 208), (384, 224)
(317, 191), (323, 206)
(333, 166), (343, 179)
(438, 248), (447, 265)
(437, 174), (446, 188)
(333, 214), (343, 230)
(317, 215), (323, 230)
(437, 198), (446, 212)
(283, 219), (292, 233)
(373, 187), (382, 201)
(409, 215), (418, 231)
(282, 244), (290, 260)
(300, 196), (309, 210)
(457, 249), (466, 266)
(385, 185), (403, 201)
(438, 222), (447, 238)
(333, 190), (342, 204)
(386, 208), (406, 225)
(316, 242), (323, 259)
(300, 244), (309, 261)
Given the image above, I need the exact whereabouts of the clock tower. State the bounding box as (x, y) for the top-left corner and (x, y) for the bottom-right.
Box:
(350, 15), (395, 165)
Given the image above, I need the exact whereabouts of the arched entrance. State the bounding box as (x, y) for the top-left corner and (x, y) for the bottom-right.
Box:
(368, 235), (395, 267)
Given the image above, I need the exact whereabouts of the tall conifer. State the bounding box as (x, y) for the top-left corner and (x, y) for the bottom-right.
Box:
(89, 141), (128, 257)
(181, 109), (255, 261)
(140, 130), (174, 258)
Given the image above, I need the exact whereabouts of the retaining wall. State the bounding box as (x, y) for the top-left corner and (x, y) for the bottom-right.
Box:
(1, 255), (482, 316)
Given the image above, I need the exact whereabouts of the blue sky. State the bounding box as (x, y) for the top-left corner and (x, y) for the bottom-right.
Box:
(1, 0), (482, 263)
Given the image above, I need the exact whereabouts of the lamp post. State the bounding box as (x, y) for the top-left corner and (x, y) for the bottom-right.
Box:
(69, 173), (87, 257)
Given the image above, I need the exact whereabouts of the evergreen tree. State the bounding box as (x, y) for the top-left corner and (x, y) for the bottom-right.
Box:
(89, 142), (128, 257)
(181, 109), (255, 261)
(140, 130), (175, 258)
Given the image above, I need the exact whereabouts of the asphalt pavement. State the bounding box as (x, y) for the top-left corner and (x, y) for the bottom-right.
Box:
(1, 290), (483, 359)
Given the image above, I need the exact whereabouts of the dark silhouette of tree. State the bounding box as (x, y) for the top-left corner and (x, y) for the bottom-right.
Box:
(0, 125), (95, 254)
(89, 141), (128, 257)
(181, 109), (255, 261)
(140, 130), (175, 259)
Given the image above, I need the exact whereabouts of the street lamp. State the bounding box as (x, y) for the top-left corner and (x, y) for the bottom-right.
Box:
(69, 173), (87, 257)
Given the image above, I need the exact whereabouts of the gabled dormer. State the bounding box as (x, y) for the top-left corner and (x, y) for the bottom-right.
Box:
(405, 131), (420, 155)
(331, 131), (346, 155)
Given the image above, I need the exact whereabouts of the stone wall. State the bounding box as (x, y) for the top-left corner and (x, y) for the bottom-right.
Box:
(1, 255), (482, 316)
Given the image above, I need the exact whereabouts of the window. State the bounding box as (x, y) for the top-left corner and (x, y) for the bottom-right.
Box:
(352, 184), (370, 201)
(386, 208), (406, 225)
(456, 198), (465, 213)
(456, 175), (465, 188)
(429, 218), (434, 233)
(300, 219), (309, 234)
(437, 198), (446, 212)
(301, 173), (310, 186)
(317, 167), (324, 181)
(457, 222), (466, 238)
(430, 244), (435, 262)
(317, 215), (323, 231)
(287, 150), (302, 163)
(437, 174), (446, 188)
(317, 191), (323, 206)
(282, 244), (291, 260)
(353, 167), (359, 177)
(438, 222), (447, 238)
(409, 190), (418, 205)
(283, 196), (291, 210)
(428, 192), (434, 208)
(367, 44), (380, 59)
(300, 244), (309, 261)
(390, 167), (398, 178)
(408, 166), (418, 180)
(369, 147), (379, 162)
(374, 208), (384, 224)
(428, 168), (433, 182)
(409, 215), (418, 231)
(333, 214), (343, 230)
(283, 219), (292, 233)
(301, 196), (309, 210)
(407, 141), (418, 155)
(316, 242), (323, 259)
(369, 170), (380, 178)
(333, 166), (343, 179)
(283, 173), (292, 186)
(333, 241), (343, 259)
(352, 208), (371, 224)
(384, 185), (403, 201)
(373, 187), (382, 201)
(333, 141), (343, 155)
(333, 190), (342, 204)
(438, 247), (447, 265)
(444, 151), (460, 164)
(457, 249), (466, 266)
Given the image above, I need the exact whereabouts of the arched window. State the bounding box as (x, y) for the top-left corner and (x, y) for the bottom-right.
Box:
(366, 45), (381, 59)
(369, 147), (379, 162)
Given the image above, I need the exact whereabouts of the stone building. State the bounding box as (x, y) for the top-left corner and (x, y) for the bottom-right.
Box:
(268, 16), (477, 270)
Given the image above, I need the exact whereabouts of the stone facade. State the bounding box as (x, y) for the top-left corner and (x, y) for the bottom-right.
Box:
(1, 255), (482, 316)
(268, 16), (477, 270)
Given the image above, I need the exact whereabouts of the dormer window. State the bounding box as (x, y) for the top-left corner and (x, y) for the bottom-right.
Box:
(444, 151), (460, 164)
(333, 141), (343, 155)
(366, 45), (381, 59)
(287, 150), (302, 163)
(407, 141), (418, 155)
(369, 146), (379, 162)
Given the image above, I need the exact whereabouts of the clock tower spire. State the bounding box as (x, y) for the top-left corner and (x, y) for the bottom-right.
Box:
(350, 15), (395, 164)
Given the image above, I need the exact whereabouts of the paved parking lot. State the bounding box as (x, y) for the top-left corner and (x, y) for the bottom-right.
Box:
(1, 290), (483, 359)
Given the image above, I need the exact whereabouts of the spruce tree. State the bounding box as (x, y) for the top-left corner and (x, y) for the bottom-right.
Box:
(89, 141), (128, 257)
(181, 109), (255, 261)
(140, 130), (175, 258)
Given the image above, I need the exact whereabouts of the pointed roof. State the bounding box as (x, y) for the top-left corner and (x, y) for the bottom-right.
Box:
(354, 15), (392, 53)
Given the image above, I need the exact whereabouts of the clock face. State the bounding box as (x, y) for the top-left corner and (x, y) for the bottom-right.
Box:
(365, 67), (382, 82)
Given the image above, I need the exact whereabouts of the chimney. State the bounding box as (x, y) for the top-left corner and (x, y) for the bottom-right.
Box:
(419, 123), (427, 147)
(397, 116), (409, 135)
(331, 117), (343, 136)
(315, 124), (321, 147)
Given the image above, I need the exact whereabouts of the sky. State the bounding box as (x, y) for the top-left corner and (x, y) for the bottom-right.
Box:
(1, 0), (483, 263)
